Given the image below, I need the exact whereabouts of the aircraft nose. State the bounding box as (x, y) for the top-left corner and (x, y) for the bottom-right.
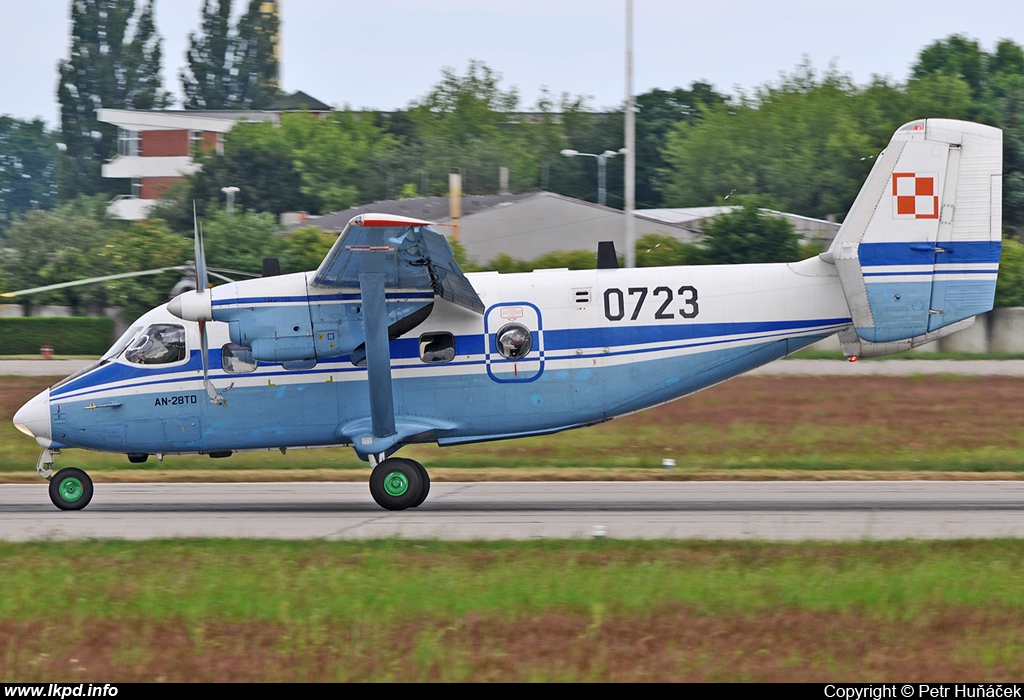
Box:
(13, 389), (52, 447)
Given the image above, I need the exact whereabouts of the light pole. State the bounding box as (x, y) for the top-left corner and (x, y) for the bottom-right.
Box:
(221, 186), (240, 216)
(560, 149), (620, 207)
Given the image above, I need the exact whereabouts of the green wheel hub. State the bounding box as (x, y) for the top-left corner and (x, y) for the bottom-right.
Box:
(383, 471), (409, 497)
(57, 477), (84, 503)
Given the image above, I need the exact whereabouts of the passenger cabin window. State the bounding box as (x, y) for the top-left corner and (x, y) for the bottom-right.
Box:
(125, 324), (186, 365)
(222, 344), (257, 373)
(419, 332), (455, 363)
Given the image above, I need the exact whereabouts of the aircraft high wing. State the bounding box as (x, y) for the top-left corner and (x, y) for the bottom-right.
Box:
(12, 119), (1005, 512)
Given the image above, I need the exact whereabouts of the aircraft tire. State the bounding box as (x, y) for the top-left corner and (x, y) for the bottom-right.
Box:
(369, 458), (426, 511)
(48, 468), (94, 511)
(409, 460), (430, 508)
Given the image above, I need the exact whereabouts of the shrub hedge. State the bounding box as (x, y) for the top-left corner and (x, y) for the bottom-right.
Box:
(0, 317), (113, 355)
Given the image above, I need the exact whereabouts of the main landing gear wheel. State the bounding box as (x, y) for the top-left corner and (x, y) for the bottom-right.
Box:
(48, 468), (94, 511)
(369, 458), (429, 511)
(409, 460), (430, 508)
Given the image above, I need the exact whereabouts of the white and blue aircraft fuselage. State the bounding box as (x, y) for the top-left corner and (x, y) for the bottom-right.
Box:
(13, 119), (1004, 510)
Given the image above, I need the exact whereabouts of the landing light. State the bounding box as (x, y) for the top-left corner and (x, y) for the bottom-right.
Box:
(15, 423), (34, 438)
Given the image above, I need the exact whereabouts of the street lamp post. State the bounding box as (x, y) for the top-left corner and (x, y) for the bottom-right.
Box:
(221, 186), (240, 216)
(560, 149), (620, 207)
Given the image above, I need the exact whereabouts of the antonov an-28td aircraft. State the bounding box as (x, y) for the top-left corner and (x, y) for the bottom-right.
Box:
(14, 118), (1003, 511)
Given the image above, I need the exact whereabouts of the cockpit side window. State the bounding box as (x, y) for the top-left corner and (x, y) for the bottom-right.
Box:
(221, 343), (257, 373)
(125, 324), (187, 365)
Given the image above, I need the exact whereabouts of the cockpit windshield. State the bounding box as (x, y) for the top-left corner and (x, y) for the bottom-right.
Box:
(50, 324), (144, 390)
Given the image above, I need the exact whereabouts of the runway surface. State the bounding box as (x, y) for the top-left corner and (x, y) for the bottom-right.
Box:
(3, 481), (1024, 541)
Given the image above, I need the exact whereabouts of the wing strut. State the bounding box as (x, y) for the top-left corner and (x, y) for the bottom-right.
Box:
(358, 272), (397, 447)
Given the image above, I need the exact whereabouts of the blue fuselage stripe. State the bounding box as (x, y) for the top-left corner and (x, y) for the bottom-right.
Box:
(859, 240), (1001, 266)
(50, 317), (851, 401)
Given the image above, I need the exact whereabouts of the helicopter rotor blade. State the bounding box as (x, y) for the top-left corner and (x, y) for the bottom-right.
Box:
(0, 267), (189, 299)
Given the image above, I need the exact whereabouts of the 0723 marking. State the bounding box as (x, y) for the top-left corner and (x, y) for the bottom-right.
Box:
(603, 286), (699, 322)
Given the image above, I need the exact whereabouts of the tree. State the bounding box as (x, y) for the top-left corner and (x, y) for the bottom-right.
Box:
(190, 120), (312, 216)
(634, 233), (704, 267)
(180, 0), (281, 110)
(911, 35), (1024, 233)
(96, 219), (192, 319)
(634, 83), (727, 207)
(274, 226), (335, 274)
(0, 117), (58, 232)
(200, 207), (278, 274)
(57, 0), (171, 199)
(0, 197), (111, 309)
(660, 62), (904, 221)
(231, 0), (281, 109)
(405, 61), (544, 197)
(912, 35), (988, 105)
(180, 0), (234, 110)
(699, 200), (801, 265)
(187, 111), (397, 217)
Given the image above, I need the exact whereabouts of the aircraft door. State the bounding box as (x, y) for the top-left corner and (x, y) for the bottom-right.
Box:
(484, 303), (544, 383)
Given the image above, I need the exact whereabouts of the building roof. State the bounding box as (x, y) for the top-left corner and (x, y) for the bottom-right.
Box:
(289, 193), (535, 233)
(265, 91), (332, 112)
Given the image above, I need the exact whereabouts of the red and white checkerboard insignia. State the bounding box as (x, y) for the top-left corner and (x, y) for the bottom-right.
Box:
(892, 172), (939, 219)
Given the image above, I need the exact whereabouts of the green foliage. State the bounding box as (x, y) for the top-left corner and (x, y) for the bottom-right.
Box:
(201, 208), (277, 274)
(0, 317), (113, 355)
(189, 111), (397, 216)
(281, 111), (399, 212)
(634, 83), (727, 207)
(995, 240), (1024, 307)
(488, 250), (598, 273)
(700, 200), (801, 264)
(230, 0), (282, 109)
(909, 35), (1024, 232)
(273, 226), (335, 274)
(634, 234), (706, 267)
(0, 196), (112, 308)
(0, 117), (58, 232)
(407, 61), (536, 197)
(180, 0), (281, 110)
(660, 64), (882, 221)
(94, 219), (192, 319)
(57, 0), (171, 199)
(179, 0), (234, 109)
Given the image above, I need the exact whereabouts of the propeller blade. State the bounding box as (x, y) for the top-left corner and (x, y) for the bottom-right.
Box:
(193, 202), (208, 291)
(197, 319), (232, 406)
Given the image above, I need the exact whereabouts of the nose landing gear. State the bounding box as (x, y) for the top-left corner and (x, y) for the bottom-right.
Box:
(48, 467), (94, 511)
(37, 450), (94, 511)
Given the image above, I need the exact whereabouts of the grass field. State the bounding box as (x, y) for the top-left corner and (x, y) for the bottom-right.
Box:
(4, 375), (1024, 681)
(3, 373), (1024, 480)
(2, 539), (1024, 682)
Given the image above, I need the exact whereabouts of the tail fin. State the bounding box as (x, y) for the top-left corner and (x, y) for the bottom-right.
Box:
(823, 119), (1002, 356)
